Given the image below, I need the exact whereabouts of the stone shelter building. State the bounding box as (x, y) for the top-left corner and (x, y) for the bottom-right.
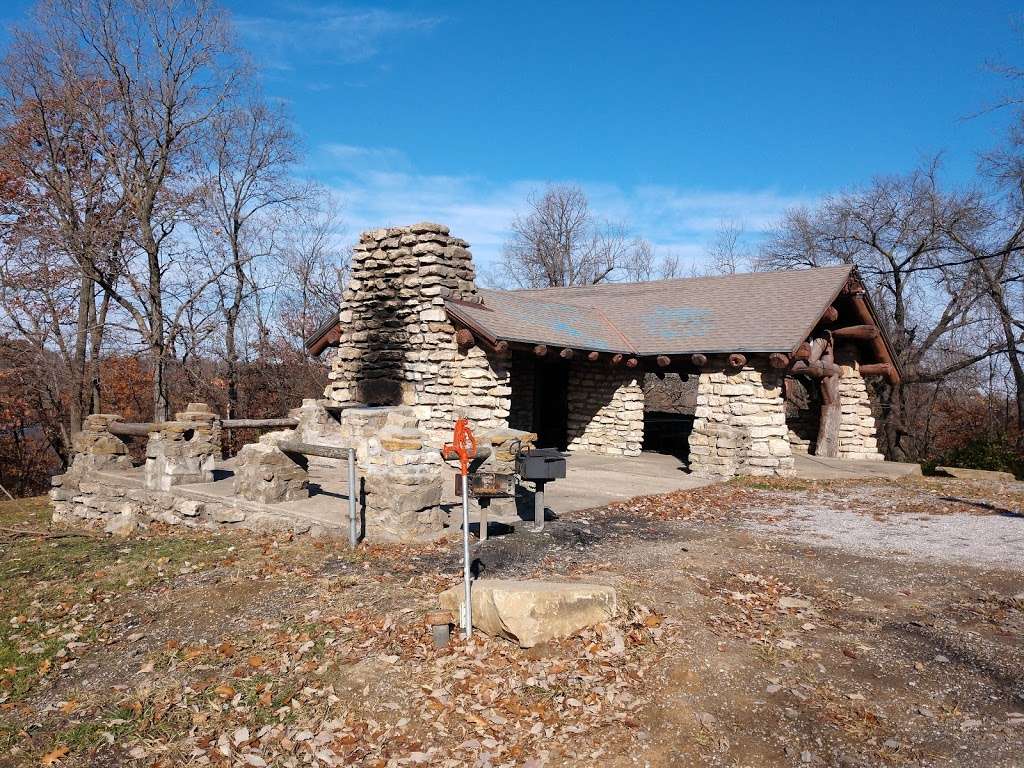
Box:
(308, 222), (901, 478)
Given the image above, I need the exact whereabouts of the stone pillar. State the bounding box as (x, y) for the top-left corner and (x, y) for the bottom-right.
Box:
(55, 414), (134, 494)
(144, 402), (221, 491)
(232, 441), (309, 503)
(836, 367), (885, 461)
(565, 362), (644, 456)
(324, 222), (511, 444)
(688, 367), (794, 478)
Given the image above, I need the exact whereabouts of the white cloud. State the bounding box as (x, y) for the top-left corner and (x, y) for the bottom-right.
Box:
(314, 144), (814, 270)
(235, 2), (442, 70)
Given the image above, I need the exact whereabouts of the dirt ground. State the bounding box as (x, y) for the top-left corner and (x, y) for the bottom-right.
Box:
(0, 475), (1022, 767)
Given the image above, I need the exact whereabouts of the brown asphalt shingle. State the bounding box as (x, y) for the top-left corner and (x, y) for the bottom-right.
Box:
(445, 265), (853, 355)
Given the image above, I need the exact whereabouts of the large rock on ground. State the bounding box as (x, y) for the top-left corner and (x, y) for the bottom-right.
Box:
(440, 580), (617, 648)
(935, 466), (1017, 483)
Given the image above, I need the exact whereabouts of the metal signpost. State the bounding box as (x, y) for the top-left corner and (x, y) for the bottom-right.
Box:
(442, 418), (477, 639)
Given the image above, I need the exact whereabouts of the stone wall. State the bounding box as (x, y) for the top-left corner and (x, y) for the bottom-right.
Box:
(565, 362), (644, 456)
(837, 366), (884, 461)
(144, 403), (220, 491)
(507, 354), (536, 432)
(688, 366), (794, 477)
(324, 223), (510, 444)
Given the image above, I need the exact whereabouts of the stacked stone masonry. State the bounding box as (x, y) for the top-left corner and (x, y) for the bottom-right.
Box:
(566, 362), (644, 456)
(688, 366), (795, 477)
(836, 366), (884, 461)
(324, 222), (510, 445)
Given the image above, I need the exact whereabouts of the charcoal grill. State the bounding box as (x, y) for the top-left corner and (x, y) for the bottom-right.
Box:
(515, 448), (567, 531)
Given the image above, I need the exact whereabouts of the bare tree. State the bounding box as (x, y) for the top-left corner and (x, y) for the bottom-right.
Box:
(0, 37), (124, 434)
(706, 219), (751, 275)
(193, 97), (302, 420)
(759, 164), (1000, 460)
(500, 184), (647, 288)
(12, 0), (250, 421)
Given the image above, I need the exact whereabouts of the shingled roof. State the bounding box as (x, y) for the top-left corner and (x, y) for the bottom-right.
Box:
(445, 264), (856, 356)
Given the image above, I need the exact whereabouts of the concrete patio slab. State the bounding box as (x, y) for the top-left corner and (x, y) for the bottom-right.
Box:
(791, 453), (922, 480)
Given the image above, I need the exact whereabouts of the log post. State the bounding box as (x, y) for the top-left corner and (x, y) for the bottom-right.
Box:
(656, 355), (671, 368)
(559, 348), (575, 360)
(534, 344), (548, 357)
(455, 328), (475, 349)
(727, 353), (747, 368)
(768, 352), (789, 369)
(691, 353), (708, 367)
(820, 306), (839, 323)
(814, 344), (841, 457)
(832, 324), (879, 340)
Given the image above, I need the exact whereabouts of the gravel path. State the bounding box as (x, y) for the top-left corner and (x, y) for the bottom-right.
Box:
(742, 504), (1024, 571)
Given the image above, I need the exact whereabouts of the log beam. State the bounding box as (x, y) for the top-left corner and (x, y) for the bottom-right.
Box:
(587, 351), (600, 362)
(691, 353), (708, 367)
(533, 344), (548, 357)
(559, 348), (575, 360)
(455, 328), (475, 348)
(625, 357), (639, 368)
(768, 352), (790, 369)
(820, 305), (839, 323)
(832, 324), (879, 340)
(790, 360), (841, 378)
(847, 292), (900, 384)
(656, 355), (671, 368)
(611, 353), (624, 365)
(857, 362), (892, 377)
(727, 353), (747, 368)
(494, 340), (509, 354)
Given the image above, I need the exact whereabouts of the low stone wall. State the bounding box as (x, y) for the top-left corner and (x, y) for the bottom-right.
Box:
(565, 362), (644, 456)
(50, 471), (334, 537)
(837, 367), (884, 461)
(688, 366), (794, 478)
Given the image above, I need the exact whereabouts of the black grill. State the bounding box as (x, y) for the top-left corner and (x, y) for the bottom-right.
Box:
(515, 448), (566, 481)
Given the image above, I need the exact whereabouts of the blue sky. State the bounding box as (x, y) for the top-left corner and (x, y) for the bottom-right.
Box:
(3, 1), (1023, 267)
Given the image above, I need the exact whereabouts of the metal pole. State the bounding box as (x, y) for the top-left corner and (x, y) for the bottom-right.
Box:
(534, 480), (545, 532)
(347, 448), (358, 548)
(462, 476), (473, 638)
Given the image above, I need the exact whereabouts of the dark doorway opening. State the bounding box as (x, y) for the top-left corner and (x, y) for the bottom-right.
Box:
(533, 359), (569, 449)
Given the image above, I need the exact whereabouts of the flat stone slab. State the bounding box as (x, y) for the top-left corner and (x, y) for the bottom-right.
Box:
(935, 466), (1017, 483)
(440, 579), (617, 648)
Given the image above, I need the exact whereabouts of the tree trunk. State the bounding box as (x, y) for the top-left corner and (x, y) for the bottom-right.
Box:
(69, 272), (93, 434)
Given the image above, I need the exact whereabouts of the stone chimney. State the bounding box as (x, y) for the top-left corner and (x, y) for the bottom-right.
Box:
(324, 223), (510, 441)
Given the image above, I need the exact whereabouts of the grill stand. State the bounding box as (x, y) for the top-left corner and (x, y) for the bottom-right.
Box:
(533, 480), (546, 533)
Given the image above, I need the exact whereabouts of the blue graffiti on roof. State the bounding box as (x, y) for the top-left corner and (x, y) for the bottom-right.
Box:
(642, 306), (714, 338)
(549, 318), (607, 348)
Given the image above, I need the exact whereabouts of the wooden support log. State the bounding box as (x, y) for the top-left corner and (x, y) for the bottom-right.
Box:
(559, 348), (575, 360)
(727, 353), (747, 368)
(625, 357), (639, 368)
(790, 359), (841, 378)
(109, 421), (157, 437)
(793, 342), (811, 360)
(494, 340), (509, 354)
(847, 292), (900, 384)
(820, 305), (839, 323)
(610, 353), (624, 365)
(587, 351), (600, 362)
(857, 362), (892, 377)
(533, 344), (548, 357)
(656, 355), (671, 368)
(691, 353), (708, 367)
(222, 418), (299, 430)
(278, 440), (353, 460)
(768, 352), (790, 369)
(455, 328), (475, 348)
(832, 324), (879, 340)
